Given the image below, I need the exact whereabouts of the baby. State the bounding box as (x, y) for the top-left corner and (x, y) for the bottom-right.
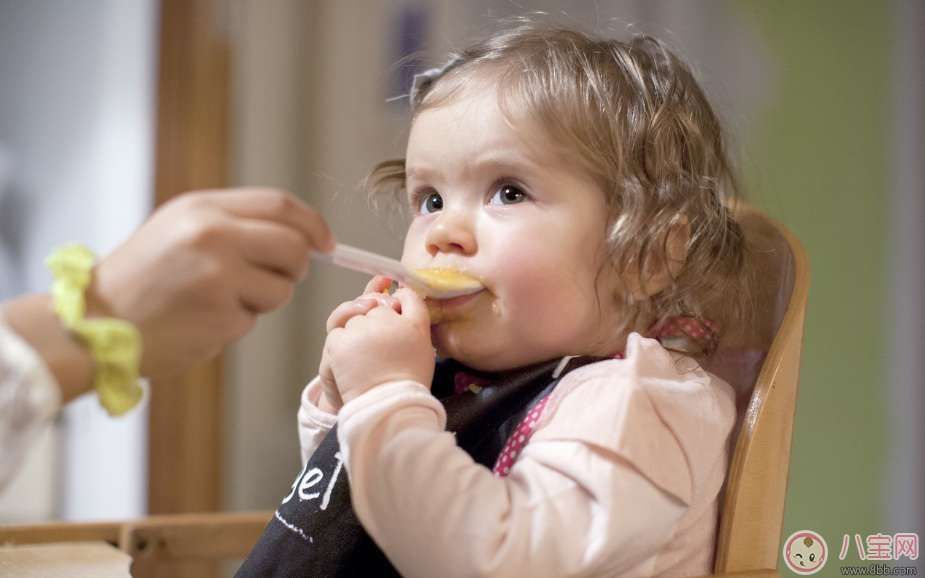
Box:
(238, 21), (750, 578)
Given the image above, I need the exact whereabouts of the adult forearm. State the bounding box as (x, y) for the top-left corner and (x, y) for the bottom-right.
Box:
(2, 293), (94, 404)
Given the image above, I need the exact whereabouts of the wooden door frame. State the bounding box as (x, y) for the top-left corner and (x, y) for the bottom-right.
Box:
(148, 0), (231, 516)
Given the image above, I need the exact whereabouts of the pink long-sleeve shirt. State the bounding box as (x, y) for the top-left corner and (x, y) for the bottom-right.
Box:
(298, 333), (735, 578)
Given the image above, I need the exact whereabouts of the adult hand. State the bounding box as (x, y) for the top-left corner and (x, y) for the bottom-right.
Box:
(87, 187), (335, 377)
(321, 286), (434, 409)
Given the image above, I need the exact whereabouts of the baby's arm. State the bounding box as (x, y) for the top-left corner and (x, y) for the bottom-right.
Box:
(330, 340), (733, 578)
(323, 295), (719, 577)
(336, 376), (688, 578)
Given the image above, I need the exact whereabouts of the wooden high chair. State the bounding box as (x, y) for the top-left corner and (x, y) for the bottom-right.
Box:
(701, 202), (810, 577)
(0, 203), (809, 578)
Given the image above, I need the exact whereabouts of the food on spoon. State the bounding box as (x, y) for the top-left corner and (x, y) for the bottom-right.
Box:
(409, 267), (483, 295)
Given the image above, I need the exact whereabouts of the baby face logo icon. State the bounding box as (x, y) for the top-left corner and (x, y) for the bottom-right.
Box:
(783, 531), (828, 574)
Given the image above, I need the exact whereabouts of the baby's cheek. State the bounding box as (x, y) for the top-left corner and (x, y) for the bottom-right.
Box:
(492, 257), (551, 306)
(497, 274), (572, 341)
(401, 225), (430, 264)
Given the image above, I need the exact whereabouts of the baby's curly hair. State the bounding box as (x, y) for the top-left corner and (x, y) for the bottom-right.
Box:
(371, 21), (751, 357)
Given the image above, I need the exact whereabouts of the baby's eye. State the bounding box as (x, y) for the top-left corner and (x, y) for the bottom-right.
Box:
(418, 192), (444, 214)
(489, 184), (526, 206)
(809, 554), (815, 562)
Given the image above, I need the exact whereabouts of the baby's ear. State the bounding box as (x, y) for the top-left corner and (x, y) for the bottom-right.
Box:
(626, 214), (690, 300)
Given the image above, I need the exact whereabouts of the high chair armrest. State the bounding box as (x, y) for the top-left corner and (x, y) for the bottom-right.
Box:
(0, 510), (273, 577)
(0, 520), (124, 546)
(120, 510), (272, 577)
(118, 510), (271, 559)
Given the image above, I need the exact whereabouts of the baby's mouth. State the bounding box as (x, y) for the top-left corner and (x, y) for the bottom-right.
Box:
(425, 289), (487, 324)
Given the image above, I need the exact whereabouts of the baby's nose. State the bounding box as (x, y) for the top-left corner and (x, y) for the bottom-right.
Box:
(425, 211), (476, 256)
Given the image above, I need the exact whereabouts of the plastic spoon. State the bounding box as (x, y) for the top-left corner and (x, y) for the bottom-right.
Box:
(312, 243), (483, 299)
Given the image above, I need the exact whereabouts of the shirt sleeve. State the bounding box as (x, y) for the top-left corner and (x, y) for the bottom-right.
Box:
(336, 366), (695, 578)
(297, 376), (338, 465)
(0, 310), (62, 493)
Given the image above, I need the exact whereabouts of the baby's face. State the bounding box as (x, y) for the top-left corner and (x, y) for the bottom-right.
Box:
(787, 536), (825, 571)
(402, 90), (627, 371)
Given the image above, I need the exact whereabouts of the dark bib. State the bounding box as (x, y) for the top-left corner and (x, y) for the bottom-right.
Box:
(236, 356), (605, 578)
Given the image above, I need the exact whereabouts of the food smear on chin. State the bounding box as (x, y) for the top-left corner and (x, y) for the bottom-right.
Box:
(427, 300), (444, 324)
(410, 268), (483, 324)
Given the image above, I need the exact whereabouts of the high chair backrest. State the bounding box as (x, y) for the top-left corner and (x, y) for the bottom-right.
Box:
(702, 203), (810, 574)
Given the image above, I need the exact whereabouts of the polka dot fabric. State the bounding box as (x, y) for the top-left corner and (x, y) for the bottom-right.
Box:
(485, 317), (716, 478)
(493, 396), (549, 476)
(492, 352), (626, 477)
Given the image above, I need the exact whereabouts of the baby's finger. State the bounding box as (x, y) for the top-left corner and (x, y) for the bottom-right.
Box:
(392, 287), (431, 327)
(364, 275), (393, 295)
(326, 298), (379, 332)
(355, 290), (401, 312)
(343, 309), (376, 331)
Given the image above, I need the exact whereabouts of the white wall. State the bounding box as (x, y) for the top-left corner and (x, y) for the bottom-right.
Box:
(0, 0), (158, 522)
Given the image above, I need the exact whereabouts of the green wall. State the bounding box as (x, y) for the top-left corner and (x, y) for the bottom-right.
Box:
(730, 0), (892, 568)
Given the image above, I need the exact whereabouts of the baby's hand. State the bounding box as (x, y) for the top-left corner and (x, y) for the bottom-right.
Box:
(319, 276), (405, 411)
(322, 287), (434, 408)
(325, 276), (395, 333)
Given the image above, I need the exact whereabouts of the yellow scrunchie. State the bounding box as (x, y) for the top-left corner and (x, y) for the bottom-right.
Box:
(46, 243), (143, 416)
